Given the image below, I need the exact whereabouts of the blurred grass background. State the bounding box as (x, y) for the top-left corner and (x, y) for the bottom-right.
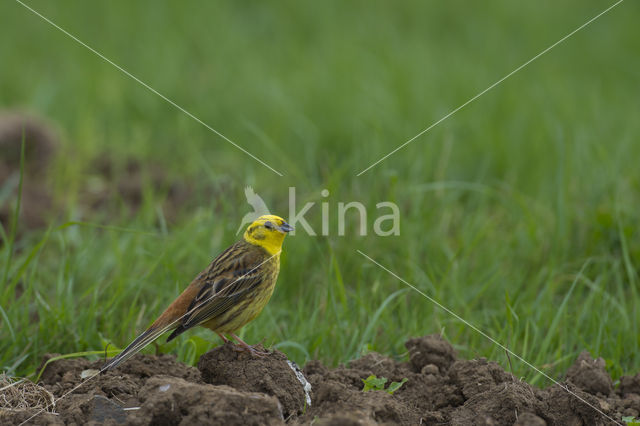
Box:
(1, 0), (639, 385)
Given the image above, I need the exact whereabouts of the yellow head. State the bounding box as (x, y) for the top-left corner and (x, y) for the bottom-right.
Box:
(243, 215), (293, 255)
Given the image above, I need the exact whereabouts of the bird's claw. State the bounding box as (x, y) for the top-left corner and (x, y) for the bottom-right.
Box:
(231, 342), (269, 357)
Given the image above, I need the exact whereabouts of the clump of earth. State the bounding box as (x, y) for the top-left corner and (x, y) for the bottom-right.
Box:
(0, 111), (59, 231)
(2, 335), (639, 425)
(0, 110), (200, 236)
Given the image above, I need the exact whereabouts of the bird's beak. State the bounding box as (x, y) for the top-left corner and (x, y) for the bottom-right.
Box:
(278, 222), (294, 233)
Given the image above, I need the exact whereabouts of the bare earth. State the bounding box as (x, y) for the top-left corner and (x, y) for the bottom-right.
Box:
(2, 335), (639, 425)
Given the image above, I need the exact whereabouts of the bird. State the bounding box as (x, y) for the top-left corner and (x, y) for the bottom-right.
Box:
(101, 214), (293, 371)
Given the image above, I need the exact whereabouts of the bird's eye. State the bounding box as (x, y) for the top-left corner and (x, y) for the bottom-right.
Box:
(264, 221), (274, 230)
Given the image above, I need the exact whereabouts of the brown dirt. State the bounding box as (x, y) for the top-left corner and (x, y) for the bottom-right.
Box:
(1, 336), (639, 425)
(198, 343), (306, 420)
(0, 112), (58, 181)
(0, 110), (197, 235)
(82, 155), (194, 222)
(0, 111), (59, 231)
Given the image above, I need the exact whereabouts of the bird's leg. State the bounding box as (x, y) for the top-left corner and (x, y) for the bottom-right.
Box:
(216, 332), (230, 343)
(230, 333), (269, 357)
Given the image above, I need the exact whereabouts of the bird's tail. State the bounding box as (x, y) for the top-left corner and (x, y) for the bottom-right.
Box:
(101, 324), (174, 372)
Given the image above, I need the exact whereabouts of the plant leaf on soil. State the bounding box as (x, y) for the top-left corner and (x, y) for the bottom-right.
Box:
(362, 374), (387, 392)
(361, 374), (407, 394)
(386, 378), (408, 395)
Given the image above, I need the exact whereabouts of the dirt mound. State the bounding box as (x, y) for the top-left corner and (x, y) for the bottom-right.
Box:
(0, 112), (58, 181)
(2, 335), (639, 425)
(198, 343), (307, 419)
(566, 351), (614, 396)
(0, 111), (59, 231)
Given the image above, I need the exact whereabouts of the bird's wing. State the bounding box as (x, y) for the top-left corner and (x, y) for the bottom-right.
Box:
(178, 257), (266, 330)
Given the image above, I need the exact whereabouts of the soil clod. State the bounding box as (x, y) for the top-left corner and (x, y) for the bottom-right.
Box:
(126, 376), (284, 426)
(405, 334), (457, 373)
(565, 351), (614, 396)
(198, 342), (307, 420)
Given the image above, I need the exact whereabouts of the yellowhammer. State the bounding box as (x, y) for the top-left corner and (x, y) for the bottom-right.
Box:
(102, 215), (293, 371)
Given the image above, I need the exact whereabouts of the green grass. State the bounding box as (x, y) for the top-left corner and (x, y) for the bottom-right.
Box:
(1, 0), (639, 386)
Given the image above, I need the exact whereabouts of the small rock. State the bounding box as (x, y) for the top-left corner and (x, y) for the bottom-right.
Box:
(421, 364), (439, 375)
(91, 395), (127, 424)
